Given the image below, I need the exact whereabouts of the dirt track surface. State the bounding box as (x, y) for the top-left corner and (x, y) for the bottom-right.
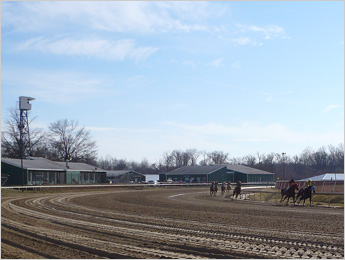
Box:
(1, 187), (344, 259)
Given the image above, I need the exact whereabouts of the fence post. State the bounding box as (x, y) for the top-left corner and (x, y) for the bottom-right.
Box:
(333, 181), (337, 192)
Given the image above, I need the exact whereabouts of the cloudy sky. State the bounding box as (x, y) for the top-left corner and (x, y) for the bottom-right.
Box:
(1, 1), (344, 162)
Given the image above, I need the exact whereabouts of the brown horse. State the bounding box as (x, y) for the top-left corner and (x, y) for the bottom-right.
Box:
(280, 183), (299, 205)
(296, 185), (316, 206)
(226, 183), (232, 193)
(210, 182), (217, 196)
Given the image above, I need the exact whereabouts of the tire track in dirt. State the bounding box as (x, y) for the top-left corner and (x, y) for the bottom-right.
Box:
(2, 189), (344, 259)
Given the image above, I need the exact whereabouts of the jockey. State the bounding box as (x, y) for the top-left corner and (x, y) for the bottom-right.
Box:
(304, 178), (312, 188)
(285, 179), (295, 192)
(228, 181), (231, 185)
(236, 180), (242, 188)
(222, 182), (226, 187)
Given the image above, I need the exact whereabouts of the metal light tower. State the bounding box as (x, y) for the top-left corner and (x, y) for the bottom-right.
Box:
(19, 96), (35, 186)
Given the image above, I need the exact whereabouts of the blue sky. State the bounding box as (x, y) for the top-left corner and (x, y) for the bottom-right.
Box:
(1, 1), (344, 162)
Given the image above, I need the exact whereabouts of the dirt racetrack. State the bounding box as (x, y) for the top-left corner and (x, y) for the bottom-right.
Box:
(1, 186), (344, 259)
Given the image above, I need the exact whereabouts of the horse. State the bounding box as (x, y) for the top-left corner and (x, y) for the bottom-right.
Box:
(280, 183), (299, 205)
(296, 185), (315, 206)
(226, 183), (232, 194)
(232, 186), (241, 199)
(210, 183), (217, 196)
(221, 184), (226, 195)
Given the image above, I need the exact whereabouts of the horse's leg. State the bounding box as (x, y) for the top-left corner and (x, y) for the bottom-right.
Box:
(297, 195), (302, 205)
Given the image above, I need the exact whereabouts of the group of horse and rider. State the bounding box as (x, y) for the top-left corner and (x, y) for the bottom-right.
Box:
(210, 177), (316, 206)
(210, 180), (242, 199)
(280, 178), (316, 206)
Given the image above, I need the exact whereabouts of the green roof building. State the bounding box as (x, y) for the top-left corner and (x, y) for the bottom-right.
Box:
(1, 157), (106, 186)
(163, 164), (274, 183)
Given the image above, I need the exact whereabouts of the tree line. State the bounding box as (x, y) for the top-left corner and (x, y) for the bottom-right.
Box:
(97, 145), (344, 180)
(2, 108), (344, 180)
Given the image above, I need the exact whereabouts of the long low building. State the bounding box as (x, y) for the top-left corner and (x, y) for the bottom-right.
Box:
(1, 157), (106, 186)
(276, 173), (344, 193)
(160, 164), (274, 184)
(106, 170), (159, 183)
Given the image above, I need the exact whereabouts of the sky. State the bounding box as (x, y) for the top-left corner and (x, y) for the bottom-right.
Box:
(1, 1), (344, 163)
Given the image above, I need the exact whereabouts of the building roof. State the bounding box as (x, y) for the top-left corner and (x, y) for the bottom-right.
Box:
(167, 165), (226, 176)
(106, 170), (144, 177)
(1, 157), (105, 172)
(226, 164), (274, 175)
(298, 173), (344, 182)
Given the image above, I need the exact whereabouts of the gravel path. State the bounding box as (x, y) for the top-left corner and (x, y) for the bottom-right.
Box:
(1, 187), (344, 259)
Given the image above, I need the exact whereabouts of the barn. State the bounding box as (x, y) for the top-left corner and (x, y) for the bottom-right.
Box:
(106, 170), (146, 183)
(163, 165), (227, 183)
(162, 165), (275, 184)
(1, 157), (106, 186)
(276, 173), (344, 192)
(226, 164), (275, 184)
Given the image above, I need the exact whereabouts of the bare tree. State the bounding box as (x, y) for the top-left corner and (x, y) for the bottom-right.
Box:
(256, 151), (263, 165)
(207, 151), (229, 165)
(199, 150), (210, 165)
(162, 151), (174, 171)
(186, 149), (200, 166)
(1, 108), (45, 158)
(300, 147), (315, 166)
(243, 154), (256, 166)
(48, 119), (97, 163)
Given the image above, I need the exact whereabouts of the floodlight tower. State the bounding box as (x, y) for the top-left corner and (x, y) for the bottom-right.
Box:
(19, 96), (35, 186)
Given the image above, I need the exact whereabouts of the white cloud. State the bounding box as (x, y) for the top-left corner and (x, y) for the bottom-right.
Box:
(206, 57), (224, 68)
(90, 120), (344, 161)
(2, 69), (107, 104)
(160, 121), (343, 146)
(2, 1), (216, 33)
(183, 60), (200, 68)
(236, 24), (285, 38)
(15, 37), (157, 62)
(323, 105), (342, 113)
(231, 37), (263, 46)
(224, 24), (287, 46)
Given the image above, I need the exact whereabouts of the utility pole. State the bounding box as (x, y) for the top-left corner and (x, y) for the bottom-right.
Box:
(19, 96), (35, 186)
